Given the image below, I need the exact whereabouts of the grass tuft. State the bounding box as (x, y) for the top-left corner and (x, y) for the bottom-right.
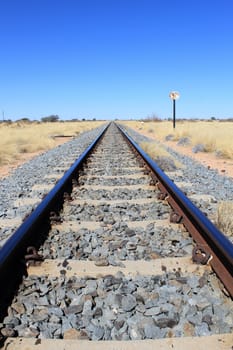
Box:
(216, 201), (233, 238)
(140, 141), (182, 171)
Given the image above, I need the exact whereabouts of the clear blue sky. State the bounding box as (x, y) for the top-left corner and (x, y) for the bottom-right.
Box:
(0, 0), (233, 120)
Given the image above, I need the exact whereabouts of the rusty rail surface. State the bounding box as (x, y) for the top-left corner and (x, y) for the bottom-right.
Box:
(117, 123), (233, 297)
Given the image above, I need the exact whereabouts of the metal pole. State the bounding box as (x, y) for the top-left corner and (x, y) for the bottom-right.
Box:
(169, 91), (179, 129)
(173, 99), (176, 129)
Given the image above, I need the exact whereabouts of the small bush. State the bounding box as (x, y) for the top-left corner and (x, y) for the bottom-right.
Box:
(215, 150), (225, 158)
(140, 141), (182, 170)
(165, 134), (174, 141)
(143, 114), (161, 122)
(177, 137), (191, 146)
(192, 144), (205, 153)
(216, 201), (233, 238)
(41, 115), (59, 122)
(154, 156), (177, 172)
(215, 148), (233, 159)
(140, 142), (170, 159)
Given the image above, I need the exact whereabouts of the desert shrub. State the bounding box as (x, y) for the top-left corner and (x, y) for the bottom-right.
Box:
(192, 144), (205, 153)
(143, 114), (161, 122)
(140, 141), (170, 159)
(165, 134), (174, 141)
(41, 115), (59, 122)
(214, 146), (233, 159)
(177, 137), (191, 146)
(154, 156), (177, 172)
(215, 150), (225, 158)
(140, 141), (182, 170)
(216, 201), (233, 238)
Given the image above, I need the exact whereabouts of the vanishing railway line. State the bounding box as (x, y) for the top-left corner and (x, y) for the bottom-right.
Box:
(0, 122), (232, 349)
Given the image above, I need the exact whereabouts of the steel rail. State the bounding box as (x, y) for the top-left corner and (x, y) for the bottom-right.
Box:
(117, 123), (233, 298)
(0, 124), (109, 278)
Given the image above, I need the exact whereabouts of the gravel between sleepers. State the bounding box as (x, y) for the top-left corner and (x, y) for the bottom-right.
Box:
(2, 271), (233, 340)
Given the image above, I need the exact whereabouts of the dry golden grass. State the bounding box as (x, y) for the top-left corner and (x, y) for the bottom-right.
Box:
(122, 120), (233, 159)
(216, 201), (233, 238)
(140, 141), (183, 170)
(140, 141), (171, 159)
(0, 121), (105, 166)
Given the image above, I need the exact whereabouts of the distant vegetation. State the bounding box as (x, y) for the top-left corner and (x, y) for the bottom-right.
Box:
(140, 116), (233, 123)
(143, 113), (162, 122)
(0, 116), (103, 124)
(41, 115), (59, 122)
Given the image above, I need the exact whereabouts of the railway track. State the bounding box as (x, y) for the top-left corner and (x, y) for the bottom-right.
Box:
(0, 122), (232, 349)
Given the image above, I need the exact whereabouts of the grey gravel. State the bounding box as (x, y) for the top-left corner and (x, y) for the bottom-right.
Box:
(2, 272), (232, 340)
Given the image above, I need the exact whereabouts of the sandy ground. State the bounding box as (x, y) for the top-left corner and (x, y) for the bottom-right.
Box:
(165, 141), (233, 177)
(0, 133), (233, 180)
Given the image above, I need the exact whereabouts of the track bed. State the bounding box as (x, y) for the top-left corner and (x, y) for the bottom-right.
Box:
(1, 123), (232, 349)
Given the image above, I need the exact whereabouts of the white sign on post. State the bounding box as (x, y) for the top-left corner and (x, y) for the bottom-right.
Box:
(169, 91), (180, 100)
